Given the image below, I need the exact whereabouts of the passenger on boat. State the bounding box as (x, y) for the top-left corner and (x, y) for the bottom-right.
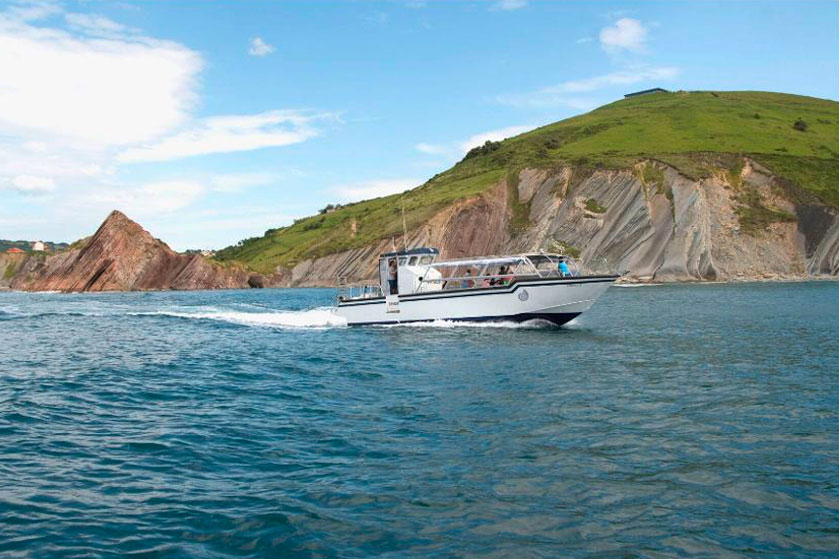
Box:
(489, 266), (500, 286)
(461, 269), (474, 289)
(502, 265), (514, 285)
(493, 266), (511, 286)
(558, 259), (571, 277)
(387, 258), (398, 294)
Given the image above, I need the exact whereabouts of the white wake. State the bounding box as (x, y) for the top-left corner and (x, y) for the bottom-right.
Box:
(141, 307), (348, 329)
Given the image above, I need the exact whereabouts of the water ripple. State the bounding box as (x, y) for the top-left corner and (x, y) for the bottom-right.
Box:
(0, 283), (837, 558)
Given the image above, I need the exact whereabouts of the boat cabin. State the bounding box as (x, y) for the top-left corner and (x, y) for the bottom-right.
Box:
(377, 248), (579, 296)
(378, 247), (442, 295)
(339, 248), (579, 302)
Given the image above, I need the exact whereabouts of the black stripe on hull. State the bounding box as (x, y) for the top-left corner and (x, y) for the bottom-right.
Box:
(349, 312), (581, 327)
(338, 275), (619, 308)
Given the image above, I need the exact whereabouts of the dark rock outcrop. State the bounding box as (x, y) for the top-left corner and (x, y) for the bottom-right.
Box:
(247, 274), (267, 288)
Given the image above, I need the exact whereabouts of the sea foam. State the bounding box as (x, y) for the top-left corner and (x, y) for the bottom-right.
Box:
(143, 307), (348, 329)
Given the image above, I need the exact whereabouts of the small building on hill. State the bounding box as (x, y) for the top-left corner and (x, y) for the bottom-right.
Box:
(6, 247), (24, 254)
(32, 240), (45, 252)
(624, 88), (669, 98)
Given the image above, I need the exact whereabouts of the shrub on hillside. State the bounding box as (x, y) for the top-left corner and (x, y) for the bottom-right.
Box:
(464, 140), (500, 160)
(585, 198), (607, 214)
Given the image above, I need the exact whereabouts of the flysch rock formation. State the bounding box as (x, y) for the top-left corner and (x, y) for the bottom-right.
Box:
(0, 210), (252, 292)
(282, 159), (839, 286)
(2, 159), (836, 293)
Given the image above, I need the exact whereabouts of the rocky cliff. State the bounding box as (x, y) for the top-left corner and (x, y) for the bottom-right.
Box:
(215, 91), (839, 285)
(281, 159), (839, 286)
(0, 211), (252, 292)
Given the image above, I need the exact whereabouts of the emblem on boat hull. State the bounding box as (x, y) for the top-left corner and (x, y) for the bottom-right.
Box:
(518, 289), (529, 301)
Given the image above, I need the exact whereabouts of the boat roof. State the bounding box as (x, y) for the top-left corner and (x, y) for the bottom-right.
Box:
(429, 255), (530, 268)
(378, 249), (570, 265)
(379, 247), (439, 258)
(426, 253), (569, 268)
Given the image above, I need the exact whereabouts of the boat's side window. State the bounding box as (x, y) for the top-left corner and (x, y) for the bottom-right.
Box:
(408, 256), (418, 266)
(398, 257), (407, 266)
(419, 256), (433, 265)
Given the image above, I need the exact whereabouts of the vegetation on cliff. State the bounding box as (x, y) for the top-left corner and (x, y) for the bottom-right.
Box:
(215, 91), (839, 274)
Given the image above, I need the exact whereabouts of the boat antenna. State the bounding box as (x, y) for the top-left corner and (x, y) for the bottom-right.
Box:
(401, 194), (408, 251)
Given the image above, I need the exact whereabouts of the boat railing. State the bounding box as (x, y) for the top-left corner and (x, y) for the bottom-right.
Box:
(417, 256), (581, 291)
(419, 270), (548, 291)
(527, 254), (582, 278)
(337, 276), (383, 301)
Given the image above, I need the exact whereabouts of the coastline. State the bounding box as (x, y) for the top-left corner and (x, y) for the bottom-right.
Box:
(3, 274), (837, 295)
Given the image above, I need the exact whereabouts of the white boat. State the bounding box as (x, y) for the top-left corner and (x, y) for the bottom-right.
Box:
(334, 248), (618, 326)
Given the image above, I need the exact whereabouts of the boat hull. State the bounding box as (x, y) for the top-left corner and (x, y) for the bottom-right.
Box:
(335, 276), (617, 326)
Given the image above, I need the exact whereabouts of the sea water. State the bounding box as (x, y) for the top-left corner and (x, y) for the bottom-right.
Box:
(1, 282), (837, 558)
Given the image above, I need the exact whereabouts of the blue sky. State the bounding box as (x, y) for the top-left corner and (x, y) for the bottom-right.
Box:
(1, 0), (837, 250)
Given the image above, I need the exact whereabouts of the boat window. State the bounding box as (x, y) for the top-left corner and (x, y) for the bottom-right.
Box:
(398, 257), (407, 266)
(408, 256), (418, 265)
(419, 255), (433, 265)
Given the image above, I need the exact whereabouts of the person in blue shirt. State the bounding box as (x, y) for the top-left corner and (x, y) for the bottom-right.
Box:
(558, 259), (571, 277)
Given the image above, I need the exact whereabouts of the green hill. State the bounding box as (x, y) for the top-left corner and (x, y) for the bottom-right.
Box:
(215, 91), (839, 274)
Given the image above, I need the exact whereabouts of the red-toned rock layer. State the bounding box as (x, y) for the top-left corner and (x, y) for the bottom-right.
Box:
(2, 211), (251, 292)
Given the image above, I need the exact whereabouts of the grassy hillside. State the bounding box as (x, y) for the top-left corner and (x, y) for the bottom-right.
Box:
(216, 91), (839, 274)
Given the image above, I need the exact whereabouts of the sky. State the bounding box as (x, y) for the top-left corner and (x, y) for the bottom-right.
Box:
(0, 0), (837, 250)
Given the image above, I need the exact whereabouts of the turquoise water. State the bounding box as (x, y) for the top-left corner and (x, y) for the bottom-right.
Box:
(1, 282), (837, 558)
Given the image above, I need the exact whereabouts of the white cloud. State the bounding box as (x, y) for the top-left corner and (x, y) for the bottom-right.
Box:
(210, 172), (277, 193)
(576, 37), (593, 44)
(117, 110), (335, 163)
(0, 2), (207, 227)
(64, 13), (132, 36)
(561, 67), (678, 92)
(0, 4), (334, 248)
(3, 1), (61, 24)
(496, 66), (678, 108)
(599, 18), (647, 54)
(334, 178), (421, 202)
(415, 142), (449, 155)
(492, 0), (527, 11)
(459, 125), (534, 153)
(415, 125), (535, 161)
(4, 175), (56, 195)
(248, 36), (274, 56)
(0, 12), (201, 147)
(77, 180), (204, 217)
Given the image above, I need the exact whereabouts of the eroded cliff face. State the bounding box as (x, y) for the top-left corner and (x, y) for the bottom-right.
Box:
(1, 211), (251, 292)
(285, 159), (839, 286)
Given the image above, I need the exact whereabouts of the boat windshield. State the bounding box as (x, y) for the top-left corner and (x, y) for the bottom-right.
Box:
(527, 254), (561, 273)
(414, 256), (536, 291)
